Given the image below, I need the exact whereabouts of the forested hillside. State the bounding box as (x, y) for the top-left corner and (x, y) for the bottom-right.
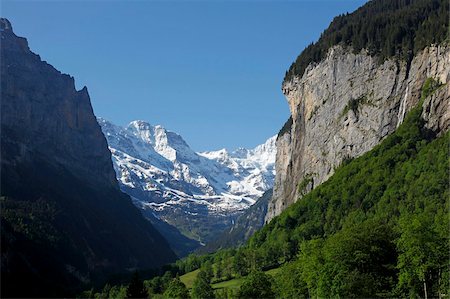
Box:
(284, 0), (449, 82)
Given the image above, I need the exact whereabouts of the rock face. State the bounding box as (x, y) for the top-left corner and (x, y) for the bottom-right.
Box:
(99, 118), (276, 244)
(266, 44), (450, 222)
(0, 19), (116, 188)
(0, 18), (176, 297)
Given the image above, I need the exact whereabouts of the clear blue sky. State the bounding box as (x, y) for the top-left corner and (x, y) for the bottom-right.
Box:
(3, 0), (366, 151)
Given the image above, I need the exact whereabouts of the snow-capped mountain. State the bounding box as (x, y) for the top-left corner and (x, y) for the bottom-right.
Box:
(98, 118), (276, 243)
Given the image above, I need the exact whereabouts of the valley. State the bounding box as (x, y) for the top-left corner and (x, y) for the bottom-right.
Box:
(1, 0), (449, 298)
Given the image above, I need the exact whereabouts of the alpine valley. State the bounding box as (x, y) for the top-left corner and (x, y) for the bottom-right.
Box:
(1, 0), (449, 298)
(98, 118), (276, 253)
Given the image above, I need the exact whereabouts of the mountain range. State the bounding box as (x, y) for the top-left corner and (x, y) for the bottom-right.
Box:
(98, 118), (276, 249)
(2, 0), (449, 297)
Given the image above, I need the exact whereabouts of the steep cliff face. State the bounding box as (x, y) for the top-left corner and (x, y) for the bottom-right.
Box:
(1, 18), (176, 297)
(267, 44), (450, 222)
(0, 19), (116, 188)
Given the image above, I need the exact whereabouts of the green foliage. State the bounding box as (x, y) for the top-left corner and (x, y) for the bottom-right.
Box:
(340, 95), (370, 118)
(285, 0), (449, 82)
(310, 219), (396, 297)
(297, 174), (314, 195)
(236, 270), (275, 299)
(273, 261), (308, 299)
(1, 197), (59, 245)
(191, 270), (215, 299)
(109, 285), (128, 299)
(234, 78), (447, 297)
(163, 277), (190, 299)
(395, 209), (449, 297)
(421, 77), (442, 100)
(94, 284), (127, 299)
(201, 261), (214, 282)
(214, 288), (236, 299)
(126, 272), (149, 299)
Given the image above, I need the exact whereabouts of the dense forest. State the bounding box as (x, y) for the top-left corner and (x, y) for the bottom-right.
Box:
(284, 0), (449, 82)
(86, 77), (449, 298)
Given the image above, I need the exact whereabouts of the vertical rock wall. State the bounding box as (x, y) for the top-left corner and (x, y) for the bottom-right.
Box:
(267, 45), (450, 222)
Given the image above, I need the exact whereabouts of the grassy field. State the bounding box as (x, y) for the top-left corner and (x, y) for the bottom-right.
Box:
(212, 277), (245, 290)
(180, 269), (200, 289)
(265, 267), (281, 277)
(181, 266), (282, 291)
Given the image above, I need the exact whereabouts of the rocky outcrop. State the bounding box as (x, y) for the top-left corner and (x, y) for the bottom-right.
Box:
(266, 44), (450, 222)
(1, 18), (176, 297)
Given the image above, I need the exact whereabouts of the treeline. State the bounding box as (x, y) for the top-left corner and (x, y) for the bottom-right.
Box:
(284, 0), (449, 82)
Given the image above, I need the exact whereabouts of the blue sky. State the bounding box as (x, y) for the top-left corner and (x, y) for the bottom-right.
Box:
(3, 0), (366, 151)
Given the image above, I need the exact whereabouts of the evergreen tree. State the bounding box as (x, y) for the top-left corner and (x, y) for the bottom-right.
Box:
(126, 272), (148, 299)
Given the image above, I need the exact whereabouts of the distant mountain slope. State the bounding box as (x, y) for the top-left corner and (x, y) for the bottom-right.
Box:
(200, 189), (273, 253)
(133, 198), (201, 258)
(0, 18), (176, 297)
(99, 118), (276, 244)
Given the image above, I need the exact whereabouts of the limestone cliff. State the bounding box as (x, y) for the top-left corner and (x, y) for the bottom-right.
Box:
(266, 44), (450, 222)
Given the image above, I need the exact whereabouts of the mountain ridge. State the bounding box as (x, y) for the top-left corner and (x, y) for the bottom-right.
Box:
(99, 117), (276, 246)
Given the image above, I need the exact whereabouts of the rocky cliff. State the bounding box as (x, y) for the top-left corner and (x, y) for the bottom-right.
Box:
(1, 18), (176, 297)
(0, 19), (116, 188)
(266, 44), (450, 222)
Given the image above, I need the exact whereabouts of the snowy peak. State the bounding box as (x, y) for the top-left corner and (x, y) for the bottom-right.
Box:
(200, 135), (277, 177)
(125, 120), (197, 163)
(98, 117), (277, 242)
